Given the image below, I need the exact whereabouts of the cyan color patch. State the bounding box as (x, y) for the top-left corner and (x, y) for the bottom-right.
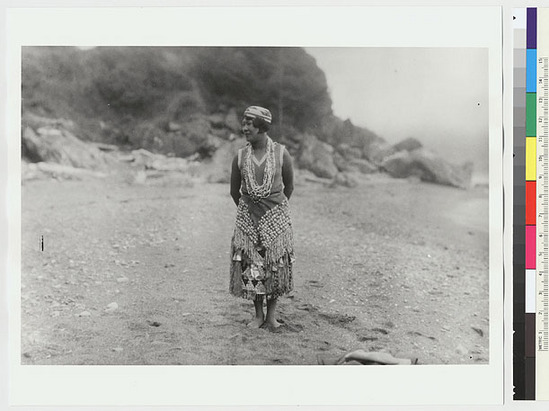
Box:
(527, 48), (537, 92)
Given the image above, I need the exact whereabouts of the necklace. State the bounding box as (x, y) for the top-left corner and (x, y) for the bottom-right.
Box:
(244, 136), (276, 202)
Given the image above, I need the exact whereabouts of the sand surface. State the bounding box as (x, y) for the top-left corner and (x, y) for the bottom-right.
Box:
(20, 173), (489, 365)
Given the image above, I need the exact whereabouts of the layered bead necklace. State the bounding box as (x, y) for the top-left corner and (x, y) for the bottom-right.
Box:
(244, 136), (276, 202)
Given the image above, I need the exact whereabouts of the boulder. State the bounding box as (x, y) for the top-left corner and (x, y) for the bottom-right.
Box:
(381, 148), (473, 189)
(208, 113), (226, 128)
(333, 153), (378, 174)
(22, 126), (106, 169)
(393, 137), (423, 153)
(297, 134), (338, 179)
(23, 162), (107, 181)
(22, 112), (75, 132)
(365, 139), (396, 165)
(92, 142), (119, 152)
(225, 108), (241, 132)
(348, 158), (378, 174)
(333, 152), (354, 172)
(336, 143), (363, 160)
(330, 172), (359, 188)
(129, 149), (192, 172)
(167, 121), (181, 132)
(204, 138), (247, 183)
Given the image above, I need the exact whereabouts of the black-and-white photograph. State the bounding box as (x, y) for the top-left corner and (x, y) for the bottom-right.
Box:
(20, 45), (490, 366)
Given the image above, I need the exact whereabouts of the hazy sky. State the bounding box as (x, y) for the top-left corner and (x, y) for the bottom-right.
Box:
(305, 47), (489, 174)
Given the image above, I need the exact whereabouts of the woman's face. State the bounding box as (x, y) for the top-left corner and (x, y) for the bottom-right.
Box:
(241, 117), (260, 143)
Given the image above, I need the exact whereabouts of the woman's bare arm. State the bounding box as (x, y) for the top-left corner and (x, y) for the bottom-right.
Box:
(282, 148), (294, 200)
(230, 155), (241, 206)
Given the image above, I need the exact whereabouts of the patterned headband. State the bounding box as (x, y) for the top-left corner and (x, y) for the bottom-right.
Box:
(243, 106), (272, 124)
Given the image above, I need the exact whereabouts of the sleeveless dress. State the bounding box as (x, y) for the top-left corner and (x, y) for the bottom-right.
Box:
(229, 139), (295, 300)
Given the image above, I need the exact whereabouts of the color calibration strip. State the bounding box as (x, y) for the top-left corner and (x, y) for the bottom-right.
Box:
(514, 8), (530, 400)
(536, 7), (549, 401)
(526, 7), (537, 400)
(514, 7), (549, 401)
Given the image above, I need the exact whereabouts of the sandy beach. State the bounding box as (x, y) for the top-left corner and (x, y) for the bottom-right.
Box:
(20, 172), (489, 365)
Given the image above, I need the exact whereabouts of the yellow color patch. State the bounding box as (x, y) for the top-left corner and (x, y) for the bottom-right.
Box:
(526, 137), (537, 181)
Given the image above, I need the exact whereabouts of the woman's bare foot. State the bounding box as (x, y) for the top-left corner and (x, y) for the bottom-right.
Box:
(264, 298), (280, 331)
(247, 316), (265, 328)
(264, 318), (281, 328)
(247, 297), (265, 328)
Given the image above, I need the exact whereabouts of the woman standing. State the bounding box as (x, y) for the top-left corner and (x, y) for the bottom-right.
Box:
(229, 106), (295, 331)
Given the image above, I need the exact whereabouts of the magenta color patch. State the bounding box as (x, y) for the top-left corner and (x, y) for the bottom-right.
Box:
(525, 225), (536, 269)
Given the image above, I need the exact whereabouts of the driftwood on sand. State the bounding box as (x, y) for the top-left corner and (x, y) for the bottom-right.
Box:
(317, 350), (418, 365)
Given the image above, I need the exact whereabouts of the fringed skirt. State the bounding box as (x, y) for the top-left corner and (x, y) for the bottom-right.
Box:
(229, 196), (295, 300)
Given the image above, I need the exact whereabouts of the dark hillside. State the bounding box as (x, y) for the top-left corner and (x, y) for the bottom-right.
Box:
(22, 46), (339, 151)
(21, 46), (472, 188)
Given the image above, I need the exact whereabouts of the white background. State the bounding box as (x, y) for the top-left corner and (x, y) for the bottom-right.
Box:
(0, 0), (540, 410)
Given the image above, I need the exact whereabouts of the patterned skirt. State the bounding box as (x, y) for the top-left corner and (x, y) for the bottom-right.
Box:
(229, 195), (295, 300)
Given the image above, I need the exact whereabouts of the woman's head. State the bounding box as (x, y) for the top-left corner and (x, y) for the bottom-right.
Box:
(242, 106), (272, 133)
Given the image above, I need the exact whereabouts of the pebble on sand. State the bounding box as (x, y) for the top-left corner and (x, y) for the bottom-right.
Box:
(105, 302), (119, 313)
(116, 277), (129, 283)
(456, 344), (468, 355)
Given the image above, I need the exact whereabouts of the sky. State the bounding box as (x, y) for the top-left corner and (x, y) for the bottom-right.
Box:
(305, 47), (489, 175)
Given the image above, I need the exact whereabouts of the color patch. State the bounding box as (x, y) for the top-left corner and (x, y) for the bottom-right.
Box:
(526, 269), (536, 313)
(526, 181), (537, 225)
(526, 137), (537, 180)
(526, 225), (537, 269)
(527, 8), (537, 48)
(527, 49), (538, 92)
(526, 93), (537, 137)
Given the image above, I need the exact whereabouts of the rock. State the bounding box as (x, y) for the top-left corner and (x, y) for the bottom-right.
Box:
(168, 121), (181, 132)
(318, 116), (379, 151)
(456, 344), (469, 355)
(381, 148), (473, 189)
(366, 139), (396, 165)
(105, 302), (119, 313)
(208, 113), (226, 128)
(116, 277), (129, 283)
(471, 327), (484, 337)
(348, 158), (377, 174)
(393, 137), (423, 152)
(204, 138), (246, 183)
(297, 134), (338, 179)
(25, 162), (107, 181)
(77, 311), (91, 317)
(112, 347), (123, 352)
(333, 152), (353, 172)
(197, 134), (223, 158)
(150, 156), (191, 172)
(91, 142), (119, 152)
(170, 117), (212, 158)
(37, 127), (62, 137)
(23, 112), (75, 131)
(225, 108), (240, 132)
(334, 152), (377, 174)
(336, 143), (363, 160)
(330, 172), (359, 188)
(22, 126), (107, 169)
(130, 148), (157, 168)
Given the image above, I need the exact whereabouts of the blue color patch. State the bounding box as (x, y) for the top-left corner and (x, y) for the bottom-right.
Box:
(526, 48), (537, 92)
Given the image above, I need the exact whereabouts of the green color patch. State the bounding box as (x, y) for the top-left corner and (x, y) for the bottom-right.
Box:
(526, 92), (537, 137)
